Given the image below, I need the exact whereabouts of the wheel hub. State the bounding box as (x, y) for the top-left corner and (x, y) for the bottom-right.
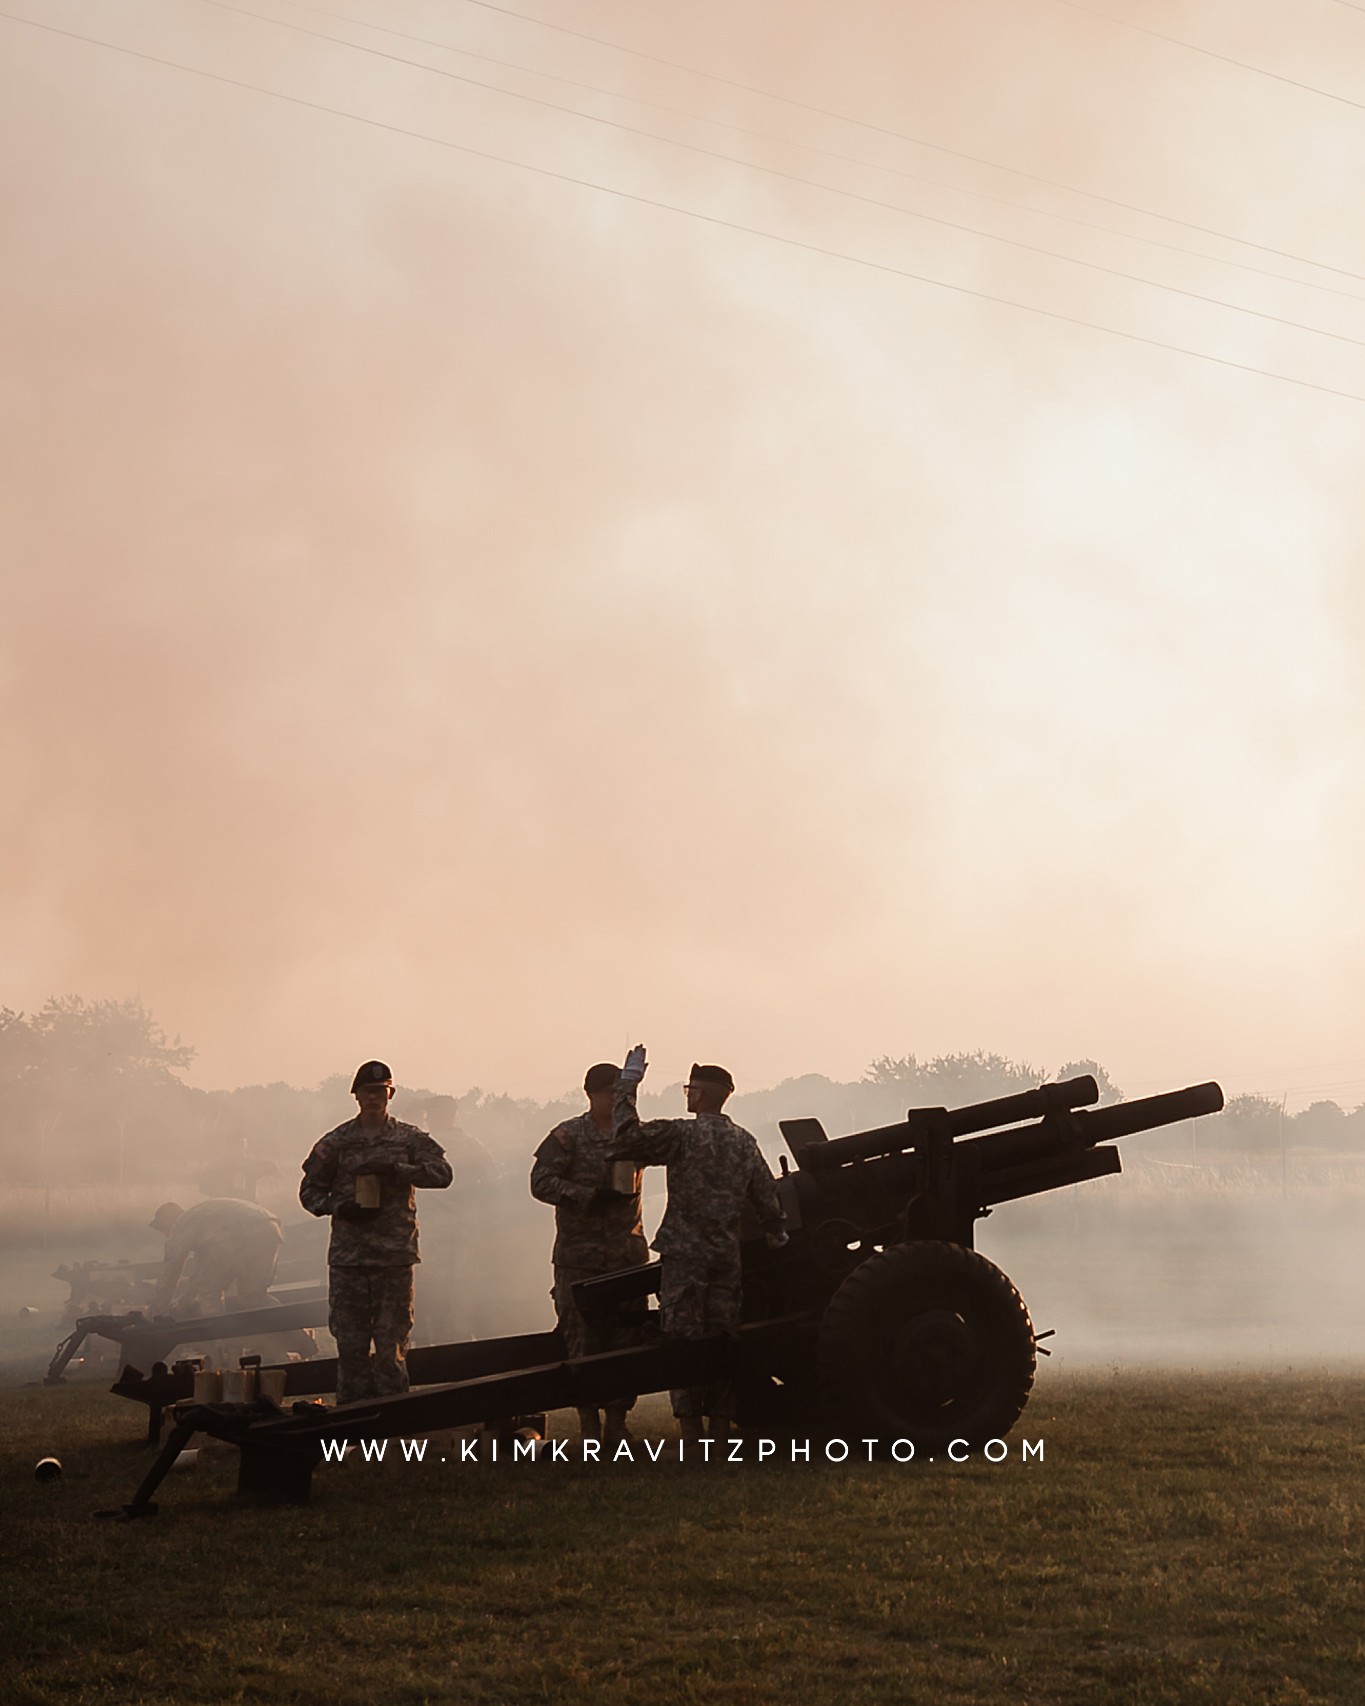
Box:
(886, 1309), (982, 1405)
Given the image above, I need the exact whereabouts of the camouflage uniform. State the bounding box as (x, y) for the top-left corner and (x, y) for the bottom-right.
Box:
(530, 1113), (649, 1361)
(154, 1198), (283, 1315)
(610, 1080), (784, 1420)
(299, 1117), (452, 1406)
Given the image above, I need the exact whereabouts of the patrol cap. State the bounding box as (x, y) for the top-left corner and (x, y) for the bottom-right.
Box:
(584, 1062), (620, 1094)
(150, 1201), (183, 1233)
(351, 1060), (394, 1093)
(689, 1063), (735, 1093)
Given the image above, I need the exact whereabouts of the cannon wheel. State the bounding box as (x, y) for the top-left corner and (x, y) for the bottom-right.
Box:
(817, 1241), (1036, 1452)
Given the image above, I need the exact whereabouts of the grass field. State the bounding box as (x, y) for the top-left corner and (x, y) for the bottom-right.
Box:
(4, 1370), (1363, 1705)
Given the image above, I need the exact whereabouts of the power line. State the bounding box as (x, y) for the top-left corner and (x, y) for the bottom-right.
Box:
(254, 0), (1365, 306)
(3, 8), (1363, 407)
(451, 0), (1365, 285)
(1047, 0), (1365, 114)
(197, 0), (1365, 355)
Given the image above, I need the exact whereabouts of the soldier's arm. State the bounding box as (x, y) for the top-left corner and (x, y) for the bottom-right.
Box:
(299, 1136), (341, 1218)
(152, 1229), (192, 1312)
(608, 1079), (684, 1165)
(396, 1132), (454, 1191)
(530, 1127), (595, 1209)
(744, 1140), (786, 1231)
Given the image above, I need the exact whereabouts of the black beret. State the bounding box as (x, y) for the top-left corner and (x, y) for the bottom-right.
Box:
(584, 1062), (621, 1094)
(690, 1063), (734, 1092)
(351, 1060), (393, 1093)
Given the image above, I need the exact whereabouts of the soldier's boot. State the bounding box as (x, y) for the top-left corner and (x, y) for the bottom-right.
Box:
(576, 1407), (603, 1442)
(677, 1417), (703, 1447)
(601, 1403), (631, 1448)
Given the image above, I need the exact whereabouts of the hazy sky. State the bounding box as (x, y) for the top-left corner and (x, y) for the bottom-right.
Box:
(3, 0), (1363, 1107)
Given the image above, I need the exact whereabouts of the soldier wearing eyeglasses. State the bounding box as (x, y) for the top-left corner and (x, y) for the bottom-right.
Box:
(609, 1046), (786, 1443)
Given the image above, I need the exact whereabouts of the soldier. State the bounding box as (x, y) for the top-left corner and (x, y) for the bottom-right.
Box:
(530, 1063), (649, 1445)
(408, 1095), (501, 1342)
(415, 1096), (499, 1193)
(299, 1060), (453, 1406)
(149, 1197), (284, 1315)
(610, 1045), (786, 1443)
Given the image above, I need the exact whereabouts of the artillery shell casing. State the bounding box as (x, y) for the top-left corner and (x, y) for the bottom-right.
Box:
(193, 1369), (223, 1402)
(257, 1369), (287, 1403)
(34, 1456), (62, 1482)
(222, 1369), (256, 1402)
(354, 1173), (382, 1208)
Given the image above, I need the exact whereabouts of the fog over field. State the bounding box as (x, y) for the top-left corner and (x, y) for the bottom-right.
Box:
(2, 2), (1364, 1370)
(2, 1076), (1362, 1374)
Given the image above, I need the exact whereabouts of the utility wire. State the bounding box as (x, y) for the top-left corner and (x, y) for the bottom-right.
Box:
(452, 0), (1365, 285)
(4, 9), (1363, 407)
(196, 0), (1365, 354)
(251, 0), (1365, 306)
(1047, 0), (1365, 113)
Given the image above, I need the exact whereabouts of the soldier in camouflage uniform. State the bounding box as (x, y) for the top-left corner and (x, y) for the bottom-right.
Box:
(300, 1060), (453, 1406)
(610, 1045), (786, 1442)
(149, 1198), (284, 1315)
(531, 1062), (649, 1444)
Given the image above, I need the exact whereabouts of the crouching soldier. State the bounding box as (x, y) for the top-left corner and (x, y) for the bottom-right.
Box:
(531, 1062), (650, 1446)
(149, 1197), (283, 1316)
(300, 1060), (453, 1406)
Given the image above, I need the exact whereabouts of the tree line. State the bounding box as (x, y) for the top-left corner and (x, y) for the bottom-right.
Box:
(0, 997), (1360, 1189)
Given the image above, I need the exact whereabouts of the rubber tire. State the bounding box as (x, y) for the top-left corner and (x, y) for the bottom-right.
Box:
(817, 1241), (1036, 1452)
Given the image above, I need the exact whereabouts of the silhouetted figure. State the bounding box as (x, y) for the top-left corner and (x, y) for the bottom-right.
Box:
(299, 1061), (453, 1406)
(610, 1046), (786, 1443)
(531, 1062), (649, 1445)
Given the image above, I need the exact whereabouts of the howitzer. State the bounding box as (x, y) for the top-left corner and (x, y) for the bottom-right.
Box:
(47, 1299), (325, 1387)
(101, 1073), (1220, 1512)
(747, 1071), (1228, 1446)
(578, 1074), (1225, 1447)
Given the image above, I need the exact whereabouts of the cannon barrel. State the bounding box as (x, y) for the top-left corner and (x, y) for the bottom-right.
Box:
(1073, 1080), (1224, 1143)
(800, 1074), (1100, 1172)
(962, 1079), (1224, 1176)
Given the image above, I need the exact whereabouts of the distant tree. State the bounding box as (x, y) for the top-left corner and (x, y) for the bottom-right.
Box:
(1217, 1093), (1284, 1152)
(1291, 1099), (1350, 1150)
(0, 1007), (39, 1072)
(865, 1050), (1043, 1104)
(25, 995), (194, 1087)
(0, 997), (198, 1184)
(1053, 1059), (1124, 1105)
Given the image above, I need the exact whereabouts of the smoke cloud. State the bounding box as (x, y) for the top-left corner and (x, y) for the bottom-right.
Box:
(1, 0), (1362, 1112)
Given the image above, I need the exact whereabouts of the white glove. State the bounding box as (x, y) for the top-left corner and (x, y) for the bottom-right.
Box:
(621, 1044), (648, 1085)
